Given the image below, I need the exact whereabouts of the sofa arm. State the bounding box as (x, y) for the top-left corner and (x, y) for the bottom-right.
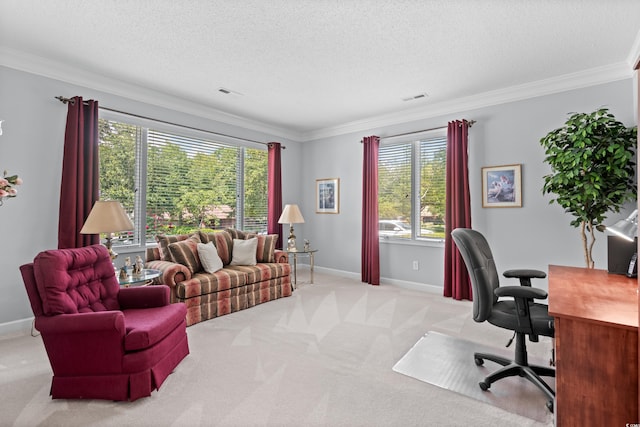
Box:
(274, 249), (289, 263)
(119, 286), (170, 309)
(146, 260), (192, 287)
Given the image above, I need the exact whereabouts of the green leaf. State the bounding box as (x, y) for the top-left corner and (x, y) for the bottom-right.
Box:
(539, 107), (636, 230)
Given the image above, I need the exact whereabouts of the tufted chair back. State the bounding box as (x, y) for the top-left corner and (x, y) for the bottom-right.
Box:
(30, 244), (119, 315)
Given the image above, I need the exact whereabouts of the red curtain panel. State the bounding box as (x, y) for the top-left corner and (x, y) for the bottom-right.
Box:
(267, 142), (283, 248)
(362, 135), (380, 285)
(58, 97), (99, 249)
(444, 120), (472, 300)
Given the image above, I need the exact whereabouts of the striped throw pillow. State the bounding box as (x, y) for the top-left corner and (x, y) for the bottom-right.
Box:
(199, 230), (234, 265)
(156, 233), (191, 261)
(224, 228), (249, 240)
(168, 235), (202, 274)
(255, 234), (278, 263)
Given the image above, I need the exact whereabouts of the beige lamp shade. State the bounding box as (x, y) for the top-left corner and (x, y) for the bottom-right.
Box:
(278, 204), (304, 250)
(80, 201), (134, 234)
(278, 204), (305, 224)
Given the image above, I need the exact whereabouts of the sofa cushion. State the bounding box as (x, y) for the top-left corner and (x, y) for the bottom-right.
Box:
(156, 234), (192, 261)
(197, 242), (223, 273)
(122, 303), (186, 351)
(32, 245), (120, 315)
(230, 238), (258, 266)
(199, 230), (233, 265)
(168, 235), (202, 274)
(225, 262), (291, 283)
(175, 268), (248, 298)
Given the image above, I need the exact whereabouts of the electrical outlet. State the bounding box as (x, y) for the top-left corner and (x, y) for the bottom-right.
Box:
(412, 260), (419, 270)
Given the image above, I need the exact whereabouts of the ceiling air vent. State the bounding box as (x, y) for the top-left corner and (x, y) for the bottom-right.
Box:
(218, 87), (244, 97)
(402, 93), (429, 102)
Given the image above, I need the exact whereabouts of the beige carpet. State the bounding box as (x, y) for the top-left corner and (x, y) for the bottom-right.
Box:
(0, 271), (552, 426)
(393, 331), (554, 424)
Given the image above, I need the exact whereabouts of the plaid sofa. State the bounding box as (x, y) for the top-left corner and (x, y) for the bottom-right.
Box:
(146, 229), (292, 326)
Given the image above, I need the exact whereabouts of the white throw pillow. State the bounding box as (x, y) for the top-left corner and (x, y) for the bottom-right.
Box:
(230, 238), (258, 266)
(197, 242), (224, 273)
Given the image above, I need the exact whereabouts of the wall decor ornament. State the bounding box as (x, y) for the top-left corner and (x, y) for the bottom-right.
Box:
(0, 120), (23, 206)
(481, 164), (522, 208)
(0, 170), (22, 206)
(316, 178), (340, 214)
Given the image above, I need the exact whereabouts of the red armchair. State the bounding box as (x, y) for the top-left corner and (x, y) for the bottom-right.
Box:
(19, 244), (189, 401)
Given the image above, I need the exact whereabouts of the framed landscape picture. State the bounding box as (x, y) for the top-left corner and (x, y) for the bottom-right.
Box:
(481, 164), (522, 208)
(316, 178), (340, 214)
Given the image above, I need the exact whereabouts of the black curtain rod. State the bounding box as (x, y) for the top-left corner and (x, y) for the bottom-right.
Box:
(361, 119), (476, 142)
(55, 96), (285, 149)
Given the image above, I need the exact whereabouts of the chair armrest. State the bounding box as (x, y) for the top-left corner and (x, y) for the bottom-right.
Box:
(495, 286), (549, 337)
(495, 286), (548, 300)
(119, 286), (170, 309)
(35, 311), (125, 335)
(503, 269), (546, 286)
(274, 249), (289, 263)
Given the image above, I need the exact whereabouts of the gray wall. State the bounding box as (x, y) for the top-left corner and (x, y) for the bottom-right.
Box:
(0, 64), (636, 335)
(302, 79), (637, 291)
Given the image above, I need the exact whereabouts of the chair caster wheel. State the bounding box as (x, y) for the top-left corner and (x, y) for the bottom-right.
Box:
(474, 357), (484, 366)
(546, 400), (554, 413)
(479, 381), (490, 391)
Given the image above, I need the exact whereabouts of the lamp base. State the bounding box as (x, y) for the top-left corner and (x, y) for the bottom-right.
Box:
(287, 224), (296, 250)
(105, 236), (118, 261)
(287, 237), (296, 250)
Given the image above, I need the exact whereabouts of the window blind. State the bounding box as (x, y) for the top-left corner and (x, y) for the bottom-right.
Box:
(98, 118), (268, 247)
(378, 134), (447, 241)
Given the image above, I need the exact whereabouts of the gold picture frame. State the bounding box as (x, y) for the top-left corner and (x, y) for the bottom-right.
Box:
(481, 164), (522, 208)
(316, 178), (340, 214)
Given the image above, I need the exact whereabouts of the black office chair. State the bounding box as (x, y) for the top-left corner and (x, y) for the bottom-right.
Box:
(451, 228), (555, 412)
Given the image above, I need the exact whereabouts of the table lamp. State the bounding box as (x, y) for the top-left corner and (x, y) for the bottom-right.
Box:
(606, 209), (638, 277)
(80, 200), (134, 260)
(607, 209), (638, 242)
(278, 204), (305, 250)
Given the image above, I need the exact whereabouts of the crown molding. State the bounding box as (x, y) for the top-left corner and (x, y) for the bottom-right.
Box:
(0, 47), (305, 142)
(303, 62), (634, 141)
(1, 46), (633, 144)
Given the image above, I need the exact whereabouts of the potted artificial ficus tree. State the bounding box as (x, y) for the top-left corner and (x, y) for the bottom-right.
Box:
(540, 108), (637, 268)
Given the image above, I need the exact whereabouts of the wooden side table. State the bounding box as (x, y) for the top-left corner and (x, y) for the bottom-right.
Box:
(285, 249), (317, 288)
(118, 268), (161, 288)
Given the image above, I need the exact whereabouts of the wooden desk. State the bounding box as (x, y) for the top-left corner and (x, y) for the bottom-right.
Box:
(548, 265), (638, 426)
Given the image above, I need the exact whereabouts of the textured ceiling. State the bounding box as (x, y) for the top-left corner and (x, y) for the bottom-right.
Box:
(1, 0), (639, 140)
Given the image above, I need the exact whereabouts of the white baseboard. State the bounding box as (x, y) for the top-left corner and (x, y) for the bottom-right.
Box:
(314, 266), (360, 281)
(313, 266), (443, 294)
(0, 317), (34, 339)
(381, 277), (443, 294)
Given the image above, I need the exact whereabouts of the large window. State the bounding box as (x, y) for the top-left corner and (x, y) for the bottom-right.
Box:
(98, 115), (268, 248)
(378, 130), (447, 241)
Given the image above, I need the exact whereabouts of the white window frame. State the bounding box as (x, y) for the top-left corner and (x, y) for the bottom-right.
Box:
(378, 128), (447, 247)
